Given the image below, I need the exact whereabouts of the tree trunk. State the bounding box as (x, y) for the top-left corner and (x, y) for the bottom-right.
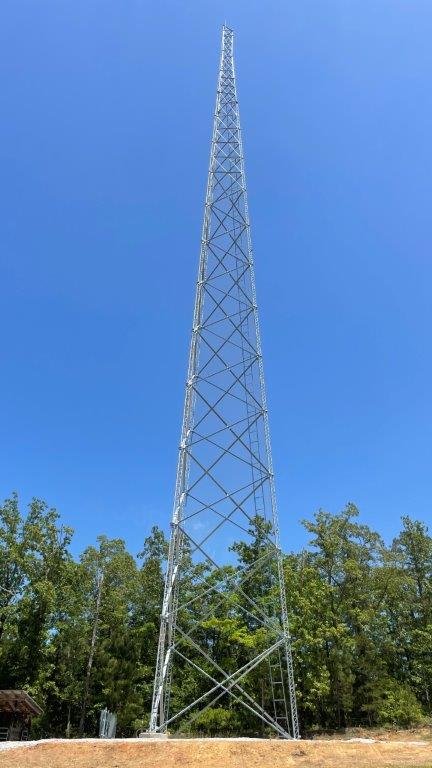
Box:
(78, 571), (104, 736)
(65, 702), (72, 738)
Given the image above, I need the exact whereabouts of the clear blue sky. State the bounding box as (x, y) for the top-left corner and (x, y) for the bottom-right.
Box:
(1, 1), (431, 556)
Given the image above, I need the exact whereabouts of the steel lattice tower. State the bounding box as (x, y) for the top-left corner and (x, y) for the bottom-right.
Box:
(149, 25), (299, 739)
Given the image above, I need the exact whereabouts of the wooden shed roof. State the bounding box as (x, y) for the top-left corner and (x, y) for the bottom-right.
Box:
(0, 690), (43, 716)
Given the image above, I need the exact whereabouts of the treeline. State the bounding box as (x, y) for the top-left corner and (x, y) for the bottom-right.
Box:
(0, 494), (430, 736)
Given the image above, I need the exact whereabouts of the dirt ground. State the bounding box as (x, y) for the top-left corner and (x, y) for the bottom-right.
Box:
(1, 736), (431, 768)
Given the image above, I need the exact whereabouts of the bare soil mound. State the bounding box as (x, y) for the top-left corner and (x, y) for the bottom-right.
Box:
(1, 737), (432, 768)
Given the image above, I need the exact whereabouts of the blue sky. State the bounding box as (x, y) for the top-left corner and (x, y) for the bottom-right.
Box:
(1, 0), (431, 556)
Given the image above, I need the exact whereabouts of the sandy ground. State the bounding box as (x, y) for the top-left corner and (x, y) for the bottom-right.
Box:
(0, 737), (431, 768)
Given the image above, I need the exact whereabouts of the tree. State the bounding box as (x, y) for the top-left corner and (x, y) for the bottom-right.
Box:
(77, 536), (140, 736)
(302, 504), (384, 728)
(1, 493), (428, 736)
(0, 495), (73, 690)
(387, 517), (432, 712)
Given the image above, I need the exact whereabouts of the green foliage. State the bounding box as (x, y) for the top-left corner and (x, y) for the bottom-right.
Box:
(193, 706), (241, 735)
(0, 494), (430, 737)
(372, 679), (426, 727)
